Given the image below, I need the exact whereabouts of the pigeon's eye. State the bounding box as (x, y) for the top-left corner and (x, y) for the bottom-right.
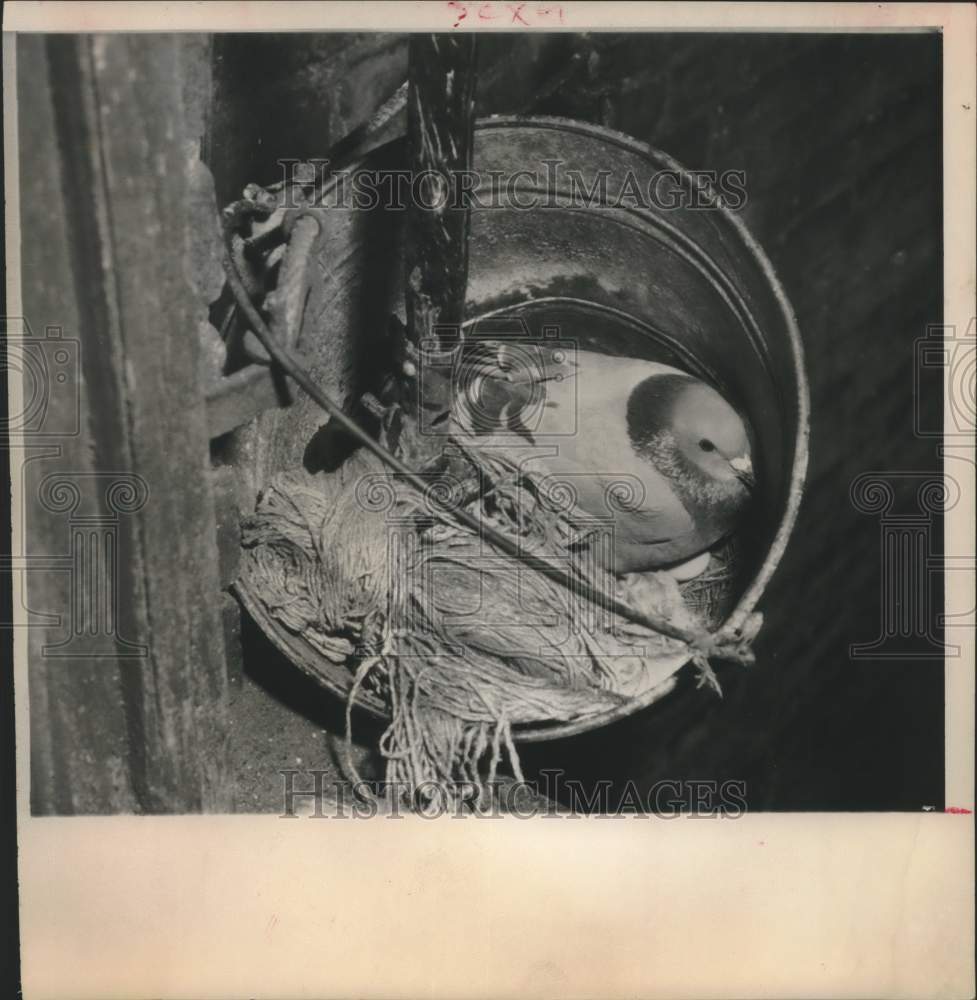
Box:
(699, 438), (716, 452)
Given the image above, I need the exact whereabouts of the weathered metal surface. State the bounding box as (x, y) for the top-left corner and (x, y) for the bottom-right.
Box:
(233, 117), (809, 742)
(21, 35), (232, 813)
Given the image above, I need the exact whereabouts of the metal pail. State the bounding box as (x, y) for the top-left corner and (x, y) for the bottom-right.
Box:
(233, 116), (810, 741)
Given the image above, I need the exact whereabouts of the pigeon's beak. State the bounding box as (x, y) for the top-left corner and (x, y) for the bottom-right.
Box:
(730, 455), (755, 490)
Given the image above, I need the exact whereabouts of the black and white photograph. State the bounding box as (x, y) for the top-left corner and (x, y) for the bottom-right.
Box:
(2, 2), (974, 998)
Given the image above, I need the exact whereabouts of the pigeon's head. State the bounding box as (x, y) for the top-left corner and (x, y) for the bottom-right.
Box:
(627, 374), (755, 493)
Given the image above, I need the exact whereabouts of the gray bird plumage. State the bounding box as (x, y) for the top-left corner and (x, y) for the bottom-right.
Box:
(452, 343), (755, 574)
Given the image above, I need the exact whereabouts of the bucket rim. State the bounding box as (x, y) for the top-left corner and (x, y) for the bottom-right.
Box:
(468, 116), (810, 739)
(239, 114), (811, 743)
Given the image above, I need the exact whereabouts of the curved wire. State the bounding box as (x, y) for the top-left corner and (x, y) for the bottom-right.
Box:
(219, 210), (737, 655)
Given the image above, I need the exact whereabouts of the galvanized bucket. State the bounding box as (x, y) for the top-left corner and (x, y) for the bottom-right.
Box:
(234, 116), (810, 741)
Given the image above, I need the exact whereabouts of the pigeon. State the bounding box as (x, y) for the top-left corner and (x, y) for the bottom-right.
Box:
(451, 342), (755, 575)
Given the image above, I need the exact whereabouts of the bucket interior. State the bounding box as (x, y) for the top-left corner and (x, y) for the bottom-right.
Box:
(241, 117), (808, 738)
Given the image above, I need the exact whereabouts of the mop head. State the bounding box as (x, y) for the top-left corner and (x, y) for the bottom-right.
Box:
(238, 433), (747, 809)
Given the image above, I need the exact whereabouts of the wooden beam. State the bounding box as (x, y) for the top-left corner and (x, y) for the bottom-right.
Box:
(21, 34), (231, 813)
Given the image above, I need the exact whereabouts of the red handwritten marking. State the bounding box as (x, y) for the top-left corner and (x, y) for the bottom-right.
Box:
(532, 3), (563, 23)
(945, 806), (972, 814)
(447, 1), (565, 27)
(448, 0), (467, 27)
